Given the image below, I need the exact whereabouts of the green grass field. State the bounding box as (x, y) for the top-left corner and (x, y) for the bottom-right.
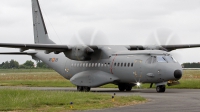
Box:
(0, 89), (145, 111)
(0, 69), (200, 89)
(0, 69), (199, 111)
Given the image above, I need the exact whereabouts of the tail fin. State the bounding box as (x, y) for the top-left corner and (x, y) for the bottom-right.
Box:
(32, 0), (55, 44)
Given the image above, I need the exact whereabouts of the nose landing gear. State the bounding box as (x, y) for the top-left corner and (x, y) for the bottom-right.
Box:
(77, 86), (91, 92)
(156, 85), (166, 93)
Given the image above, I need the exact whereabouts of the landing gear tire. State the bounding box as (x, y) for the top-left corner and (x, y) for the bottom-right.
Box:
(156, 85), (166, 93)
(77, 86), (91, 92)
(77, 86), (83, 91)
(118, 83), (133, 92)
(118, 84), (126, 91)
(126, 85), (132, 91)
(83, 86), (91, 92)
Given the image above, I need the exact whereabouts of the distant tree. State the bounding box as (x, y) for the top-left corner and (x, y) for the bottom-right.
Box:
(19, 65), (26, 69)
(182, 62), (200, 68)
(0, 62), (5, 68)
(37, 61), (49, 68)
(2, 61), (10, 69)
(9, 60), (19, 69)
(23, 60), (34, 69)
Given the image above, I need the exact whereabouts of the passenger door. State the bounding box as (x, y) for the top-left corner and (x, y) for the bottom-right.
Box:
(133, 59), (144, 82)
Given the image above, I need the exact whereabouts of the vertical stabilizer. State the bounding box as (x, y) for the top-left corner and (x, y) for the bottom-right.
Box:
(32, 0), (55, 44)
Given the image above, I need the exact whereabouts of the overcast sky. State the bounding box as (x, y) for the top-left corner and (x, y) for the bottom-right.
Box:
(0, 0), (200, 64)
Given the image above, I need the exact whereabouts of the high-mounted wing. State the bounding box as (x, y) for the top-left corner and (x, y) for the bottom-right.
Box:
(129, 44), (200, 51)
(0, 52), (37, 55)
(161, 44), (200, 51)
(0, 43), (70, 52)
(0, 43), (99, 61)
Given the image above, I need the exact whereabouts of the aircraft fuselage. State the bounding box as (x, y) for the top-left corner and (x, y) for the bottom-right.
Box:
(34, 47), (182, 87)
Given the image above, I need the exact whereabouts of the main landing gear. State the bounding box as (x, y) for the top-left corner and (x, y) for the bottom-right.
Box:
(118, 83), (133, 92)
(77, 86), (91, 92)
(156, 85), (166, 93)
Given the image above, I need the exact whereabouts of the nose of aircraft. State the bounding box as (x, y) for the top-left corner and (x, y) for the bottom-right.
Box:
(174, 70), (182, 79)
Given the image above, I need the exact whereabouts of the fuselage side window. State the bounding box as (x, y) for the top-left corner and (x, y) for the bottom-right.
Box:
(131, 63), (133, 67)
(124, 63), (126, 67)
(128, 63), (130, 67)
(117, 63), (120, 66)
(98, 63), (100, 67)
(95, 63), (97, 67)
(121, 63), (123, 67)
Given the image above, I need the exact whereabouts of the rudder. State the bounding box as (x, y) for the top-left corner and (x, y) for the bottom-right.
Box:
(32, 0), (55, 44)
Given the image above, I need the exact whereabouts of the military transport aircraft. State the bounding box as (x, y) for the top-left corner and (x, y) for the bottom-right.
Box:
(0, 0), (200, 93)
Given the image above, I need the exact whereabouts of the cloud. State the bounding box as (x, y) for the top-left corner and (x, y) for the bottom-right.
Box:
(0, 0), (200, 64)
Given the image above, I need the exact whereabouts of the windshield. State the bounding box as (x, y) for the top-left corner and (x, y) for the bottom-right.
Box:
(164, 56), (174, 63)
(171, 56), (178, 62)
(157, 56), (167, 63)
(156, 56), (177, 63)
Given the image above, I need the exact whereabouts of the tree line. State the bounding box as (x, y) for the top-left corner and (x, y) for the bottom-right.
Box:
(0, 60), (50, 69)
(182, 63), (200, 68)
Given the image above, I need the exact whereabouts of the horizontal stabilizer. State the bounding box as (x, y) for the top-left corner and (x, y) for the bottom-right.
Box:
(70, 70), (119, 87)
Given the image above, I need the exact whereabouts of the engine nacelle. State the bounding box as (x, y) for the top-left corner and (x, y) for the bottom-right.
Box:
(64, 46), (94, 61)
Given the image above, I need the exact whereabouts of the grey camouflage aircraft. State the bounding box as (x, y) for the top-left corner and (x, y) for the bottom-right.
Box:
(0, 0), (199, 93)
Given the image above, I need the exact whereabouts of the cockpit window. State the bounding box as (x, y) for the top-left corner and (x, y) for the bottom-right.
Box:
(164, 56), (174, 63)
(163, 56), (178, 63)
(157, 56), (167, 63)
(146, 57), (152, 64)
(152, 56), (156, 63)
(171, 56), (178, 62)
(145, 56), (156, 64)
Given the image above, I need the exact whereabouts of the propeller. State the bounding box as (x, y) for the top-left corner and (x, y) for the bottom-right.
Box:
(144, 28), (182, 62)
(69, 27), (110, 46)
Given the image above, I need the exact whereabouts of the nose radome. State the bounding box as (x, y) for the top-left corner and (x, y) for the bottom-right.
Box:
(174, 70), (182, 79)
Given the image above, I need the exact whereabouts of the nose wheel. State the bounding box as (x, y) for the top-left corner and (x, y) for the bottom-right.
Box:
(77, 86), (91, 92)
(156, 85), (166, 93)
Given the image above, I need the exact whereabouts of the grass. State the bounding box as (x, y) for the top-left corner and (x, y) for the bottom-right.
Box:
(0, 89), (145, 111)
(0, 69), (200, 89)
